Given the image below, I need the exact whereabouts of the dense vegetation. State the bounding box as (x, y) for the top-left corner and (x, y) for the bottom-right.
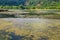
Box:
(0, 0), (60, 9)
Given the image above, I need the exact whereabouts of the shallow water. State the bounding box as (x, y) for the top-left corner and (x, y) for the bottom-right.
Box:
(0, 18), (60, 40)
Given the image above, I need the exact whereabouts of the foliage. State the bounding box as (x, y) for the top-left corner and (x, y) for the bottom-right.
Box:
(0, 0), (60, 9)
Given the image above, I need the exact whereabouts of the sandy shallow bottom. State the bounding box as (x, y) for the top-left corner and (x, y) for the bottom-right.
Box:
(0, 18), (60, 40)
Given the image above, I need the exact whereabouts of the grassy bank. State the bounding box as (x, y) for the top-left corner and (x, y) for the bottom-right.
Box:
(0, 9), (60, 19)
(0, 13), (60, 19)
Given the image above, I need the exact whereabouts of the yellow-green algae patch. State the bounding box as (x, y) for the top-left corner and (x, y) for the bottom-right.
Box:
(0, 19), (60, 40)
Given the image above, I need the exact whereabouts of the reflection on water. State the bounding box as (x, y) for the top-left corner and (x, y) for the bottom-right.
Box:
(0, 18), (60, 40)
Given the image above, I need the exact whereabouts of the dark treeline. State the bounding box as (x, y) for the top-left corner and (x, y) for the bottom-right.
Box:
(0, 0), (60, 9)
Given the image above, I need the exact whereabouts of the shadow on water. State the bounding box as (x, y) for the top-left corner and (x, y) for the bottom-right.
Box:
(0, 14), (16, 18)
(0, 30), (34, 40)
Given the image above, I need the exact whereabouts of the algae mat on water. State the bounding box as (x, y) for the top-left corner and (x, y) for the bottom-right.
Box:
(0, 18), (60, 40)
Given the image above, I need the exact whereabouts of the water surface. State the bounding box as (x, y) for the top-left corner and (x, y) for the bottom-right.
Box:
(0, 18), (60, 40)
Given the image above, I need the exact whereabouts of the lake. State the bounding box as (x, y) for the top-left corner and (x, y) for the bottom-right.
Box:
(0, 18), (60, 40)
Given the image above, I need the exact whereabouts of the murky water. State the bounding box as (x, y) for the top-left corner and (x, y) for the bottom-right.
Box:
(0, 18), (60, 40)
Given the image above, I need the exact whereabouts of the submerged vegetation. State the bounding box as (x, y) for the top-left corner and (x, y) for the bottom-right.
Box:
(0, 19), (60, 40)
